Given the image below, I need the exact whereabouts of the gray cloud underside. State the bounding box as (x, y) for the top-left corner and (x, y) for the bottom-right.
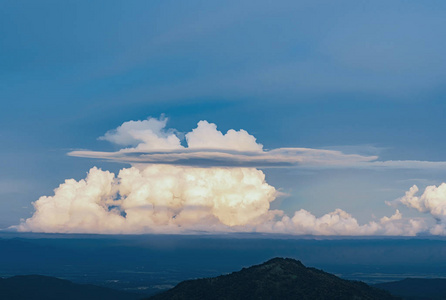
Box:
(68, 148), (446, 169)
(68, 147), (376, 168)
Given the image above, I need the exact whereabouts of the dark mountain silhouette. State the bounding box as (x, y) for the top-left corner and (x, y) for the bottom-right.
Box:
(375, 278), (446, 300)
(149, 257), (399, 300)
(0, 275), (143, 300)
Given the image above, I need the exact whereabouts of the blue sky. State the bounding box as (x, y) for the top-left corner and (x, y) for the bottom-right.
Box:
(1, 0), (446, 234)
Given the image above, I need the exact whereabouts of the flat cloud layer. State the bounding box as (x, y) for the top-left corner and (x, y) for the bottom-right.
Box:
(15, 117), (446, 235)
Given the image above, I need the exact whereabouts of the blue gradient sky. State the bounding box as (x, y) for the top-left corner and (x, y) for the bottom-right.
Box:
(1, 0), (446, 230)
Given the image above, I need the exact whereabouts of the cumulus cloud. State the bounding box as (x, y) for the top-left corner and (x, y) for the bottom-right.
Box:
(17, 167), (125, 233)
(393, 183), (446, 235)
(186, 120), (263, 152)
(99, 116), (183, 151)
(257, 208), (427, 236)
(17, 164), (430, 236)
(18, 165), (277, 233)
(15, 116), (446, 235)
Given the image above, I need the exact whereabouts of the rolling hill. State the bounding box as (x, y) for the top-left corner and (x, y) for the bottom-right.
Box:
(0, 275), (143, 300)
(375, 278), (446, 300)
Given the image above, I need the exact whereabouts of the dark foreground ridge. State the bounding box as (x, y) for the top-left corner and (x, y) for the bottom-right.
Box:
(0, 275), (142, 300)
(375, 278), (446, 300)
(149, 257), (399, 300)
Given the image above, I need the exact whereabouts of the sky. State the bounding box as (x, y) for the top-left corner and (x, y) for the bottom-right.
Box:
(1, 0), (446, 235)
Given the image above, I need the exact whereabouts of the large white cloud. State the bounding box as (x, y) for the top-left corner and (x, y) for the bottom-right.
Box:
(18, 165), (277, 233)
(17, 164), (431, 236)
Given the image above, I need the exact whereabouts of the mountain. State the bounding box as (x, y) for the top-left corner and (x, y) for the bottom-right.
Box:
(0, 275), (143, 300)
(149, 257), (399, 300)
(374, 278), (446, 300)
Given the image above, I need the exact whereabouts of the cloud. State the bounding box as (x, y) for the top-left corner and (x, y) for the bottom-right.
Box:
(70, 147), (378, 168)
(69, 116), (446, 170)
(17, 164), (430, 236)
(17, 165), (277, 233)
(394, 183), (446, 235)
(258, 208), (427, 236)
(17, 167), (125, 234)
(99, 116), (183, 151)
(186, 120), (263, 152)
(366, 160), (446, 170)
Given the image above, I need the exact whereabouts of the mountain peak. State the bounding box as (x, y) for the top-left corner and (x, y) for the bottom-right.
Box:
(150, 257), (399, 300)
(263, 257), (304, 266)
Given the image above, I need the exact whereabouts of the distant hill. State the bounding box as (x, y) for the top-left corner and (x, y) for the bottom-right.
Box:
(0, 275), (143, 300)
(375, 278), (446, 300)
(149, 257), (399, 300)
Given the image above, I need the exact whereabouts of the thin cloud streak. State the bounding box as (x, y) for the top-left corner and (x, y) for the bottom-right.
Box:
(68, 147), (378, 168)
